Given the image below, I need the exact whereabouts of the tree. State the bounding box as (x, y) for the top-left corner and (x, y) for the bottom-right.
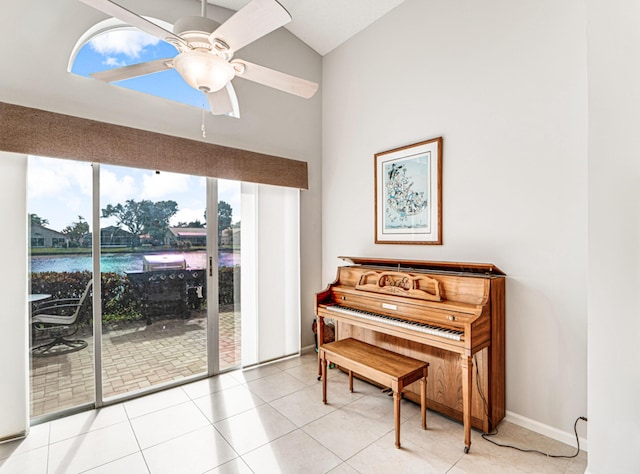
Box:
(102, 199), (179, 245)
(218, 201), (232, 232)
(144, 200), (179, 243)
(175, 220), (205, 228)
(218, 201), (233, 245)
(30, 214), (49, 227)
(102, 201), (146, 237)
(62, 216), (90, 247)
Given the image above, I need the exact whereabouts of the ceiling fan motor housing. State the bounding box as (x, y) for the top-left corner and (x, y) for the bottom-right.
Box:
(173, 16), (221, 50)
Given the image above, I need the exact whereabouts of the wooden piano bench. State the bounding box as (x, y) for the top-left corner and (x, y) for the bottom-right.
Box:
(318, 337), (428, 448)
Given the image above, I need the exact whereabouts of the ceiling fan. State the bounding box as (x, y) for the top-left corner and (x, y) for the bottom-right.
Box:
(79, 0), (319, 116)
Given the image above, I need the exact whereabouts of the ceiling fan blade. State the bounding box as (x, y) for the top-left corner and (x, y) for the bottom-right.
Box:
(232, 60), (318, 99)
(90, 58), (173, 82)
(206, 83), (238, 116)
(209, 0), (291, 53)
(79, 0), (188, 47)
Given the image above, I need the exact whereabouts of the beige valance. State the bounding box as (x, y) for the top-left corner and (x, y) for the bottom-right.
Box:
(0, 101), (308, 190)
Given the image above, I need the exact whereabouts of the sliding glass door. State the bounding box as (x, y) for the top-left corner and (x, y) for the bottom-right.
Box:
(28, 157), (243, 419)
(98, 165), (209, 400)
(28, 156), (95, 418)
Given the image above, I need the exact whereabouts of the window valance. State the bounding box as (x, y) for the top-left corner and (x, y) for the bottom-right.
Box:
(0, 102), (308, 190)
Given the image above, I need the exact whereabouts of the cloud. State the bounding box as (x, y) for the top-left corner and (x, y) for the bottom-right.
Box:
(171, 207), (206, 226)
(100, 168), (137, 204)
(103, 56), (126, 68)
(28, 156), (91, 199)
(140, 171), (198, 200)
(89, 30), (160, 59)
(28, 156), (93, 231)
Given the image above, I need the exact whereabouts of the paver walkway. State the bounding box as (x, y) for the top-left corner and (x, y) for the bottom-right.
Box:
(30, 310), (240, 418)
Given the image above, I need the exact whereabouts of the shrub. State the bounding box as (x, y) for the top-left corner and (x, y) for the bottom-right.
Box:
(30, 265), (240, 323)
(30, 271), (142, 323)
(219, 265), (238, 305)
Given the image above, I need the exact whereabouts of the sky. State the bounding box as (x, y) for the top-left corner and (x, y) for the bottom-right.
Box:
(28, 156), (241, 233)
(71, 24), (210, 110)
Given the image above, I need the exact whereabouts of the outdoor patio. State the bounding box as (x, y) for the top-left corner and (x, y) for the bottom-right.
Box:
(30, 309), (240, 418)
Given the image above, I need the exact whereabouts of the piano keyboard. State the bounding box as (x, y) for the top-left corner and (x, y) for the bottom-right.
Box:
(325, 305), (464, 341)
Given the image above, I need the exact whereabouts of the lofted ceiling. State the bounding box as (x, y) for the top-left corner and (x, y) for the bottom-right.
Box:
(206, 0), (407, 56)
(1, 0), (410, 120)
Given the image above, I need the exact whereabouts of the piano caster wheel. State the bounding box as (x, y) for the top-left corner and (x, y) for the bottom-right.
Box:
(317, 376), (321, 381)
(464, 446), (470, 454)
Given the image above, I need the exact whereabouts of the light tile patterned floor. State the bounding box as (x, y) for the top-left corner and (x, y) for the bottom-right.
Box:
(30, 310), (240, 418)
(4, 354), (587, 473)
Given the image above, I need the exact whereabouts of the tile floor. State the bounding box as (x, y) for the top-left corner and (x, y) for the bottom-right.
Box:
(30, 310), (240, 418)
(3, 353), (587, 474)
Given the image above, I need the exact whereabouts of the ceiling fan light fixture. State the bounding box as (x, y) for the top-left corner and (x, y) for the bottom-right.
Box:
(173, 51), (234, 93)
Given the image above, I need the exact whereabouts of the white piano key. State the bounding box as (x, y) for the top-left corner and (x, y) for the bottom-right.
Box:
(326, 305), (464, 341)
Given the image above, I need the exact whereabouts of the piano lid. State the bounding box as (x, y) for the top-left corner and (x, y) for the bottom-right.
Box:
(339, 256), (506, 277)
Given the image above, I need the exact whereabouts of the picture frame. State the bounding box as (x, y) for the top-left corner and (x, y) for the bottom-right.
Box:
(375, 137), (442, 245)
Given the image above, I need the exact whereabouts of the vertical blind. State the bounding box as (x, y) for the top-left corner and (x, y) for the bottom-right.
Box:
(241, 183), (300, 365)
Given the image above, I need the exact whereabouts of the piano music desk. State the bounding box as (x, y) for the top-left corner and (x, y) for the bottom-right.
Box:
(318, 337), (428, 448)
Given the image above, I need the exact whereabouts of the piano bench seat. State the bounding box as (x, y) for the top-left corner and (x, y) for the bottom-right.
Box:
(318, 337), (429, 448)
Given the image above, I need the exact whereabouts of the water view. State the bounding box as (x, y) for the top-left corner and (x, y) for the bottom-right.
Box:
(31, 250), (239, 273)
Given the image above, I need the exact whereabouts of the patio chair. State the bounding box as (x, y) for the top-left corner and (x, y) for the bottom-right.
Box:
(31, 280), (92, 357)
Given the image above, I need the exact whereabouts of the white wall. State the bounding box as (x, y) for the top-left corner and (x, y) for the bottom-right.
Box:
(586, 1), (640, 472)
(0, 0), (321, 438)
(322, 0), (588, 442)
(0, 152), (28, 440)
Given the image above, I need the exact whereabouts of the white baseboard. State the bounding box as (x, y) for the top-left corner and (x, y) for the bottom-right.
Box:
(0, 430), (27, 444)
(504, 410), (588, 453)
(300, 344), (316, 355)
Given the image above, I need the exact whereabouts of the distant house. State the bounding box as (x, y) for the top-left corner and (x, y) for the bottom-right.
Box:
(100, 226), (135, 247)
(166, 227), (207, 247)
(30, 223), (69, 248)
(220, 227), (240, 247)
(79, 233), (92, 248)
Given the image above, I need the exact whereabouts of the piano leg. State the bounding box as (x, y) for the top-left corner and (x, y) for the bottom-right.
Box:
(317, 316), (326, 381)
(461, 355), (473, 453)
(321, 354), (328, 404)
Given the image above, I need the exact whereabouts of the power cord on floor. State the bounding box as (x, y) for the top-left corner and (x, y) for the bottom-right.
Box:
(481, 416), (587, 459)
(473, 355), (586, 459)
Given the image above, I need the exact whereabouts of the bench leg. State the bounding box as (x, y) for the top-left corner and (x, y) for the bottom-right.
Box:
(349, 370), (353, 392)
(394, 390), (402, 448)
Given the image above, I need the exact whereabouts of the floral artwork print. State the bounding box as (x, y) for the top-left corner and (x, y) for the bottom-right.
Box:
(375, 137), (442, 244)
(383, 153), (430, 230)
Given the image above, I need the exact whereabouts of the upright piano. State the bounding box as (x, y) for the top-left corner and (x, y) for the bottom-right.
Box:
(315, 257), (506, 453)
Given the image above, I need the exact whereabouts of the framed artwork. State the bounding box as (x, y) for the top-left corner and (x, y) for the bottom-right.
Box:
(375, 137), (442, 245)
